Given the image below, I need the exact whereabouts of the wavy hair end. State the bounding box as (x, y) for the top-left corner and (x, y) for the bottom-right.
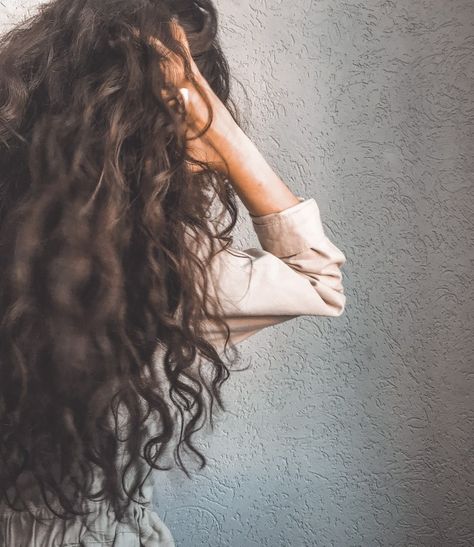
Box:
(0, 0), (247, 529)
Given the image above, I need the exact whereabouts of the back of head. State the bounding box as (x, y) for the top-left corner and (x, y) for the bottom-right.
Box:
(0, 0), (242, 525)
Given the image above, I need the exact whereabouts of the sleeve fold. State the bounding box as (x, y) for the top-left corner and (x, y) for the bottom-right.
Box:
(201, 195), (347, 351)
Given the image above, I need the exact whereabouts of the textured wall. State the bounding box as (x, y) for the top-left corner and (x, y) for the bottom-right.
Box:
(155, 1), (474, 546)
(1, 1), (473, 546)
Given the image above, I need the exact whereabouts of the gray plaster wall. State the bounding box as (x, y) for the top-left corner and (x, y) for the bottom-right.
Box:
(1, 1), (473, 546)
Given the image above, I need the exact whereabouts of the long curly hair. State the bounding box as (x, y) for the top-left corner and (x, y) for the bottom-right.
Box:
(0, 0), (245, 527)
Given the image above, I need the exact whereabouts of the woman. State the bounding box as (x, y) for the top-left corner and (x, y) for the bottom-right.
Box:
(0, 0), (346, 545)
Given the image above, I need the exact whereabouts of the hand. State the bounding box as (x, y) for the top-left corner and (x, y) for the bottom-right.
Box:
(144, 18), (239, 175)
(142, 19), (299, 219)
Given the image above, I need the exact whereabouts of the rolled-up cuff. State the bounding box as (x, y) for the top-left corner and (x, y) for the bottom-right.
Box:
(249, 196), (327, 258)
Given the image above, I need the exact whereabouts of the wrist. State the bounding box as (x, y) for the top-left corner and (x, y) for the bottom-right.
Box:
(208, 119), (252, 159)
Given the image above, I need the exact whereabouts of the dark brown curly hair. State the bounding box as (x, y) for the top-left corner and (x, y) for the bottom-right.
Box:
(0, 0), (246, 528)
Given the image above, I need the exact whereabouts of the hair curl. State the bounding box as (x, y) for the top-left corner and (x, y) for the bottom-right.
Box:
(0, 0), (246, 528)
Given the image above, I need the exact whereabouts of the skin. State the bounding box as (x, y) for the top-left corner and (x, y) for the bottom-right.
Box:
(149, 18), (301, 217)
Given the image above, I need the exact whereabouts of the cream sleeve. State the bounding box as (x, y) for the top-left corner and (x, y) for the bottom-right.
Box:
(201, 196), (347, 351)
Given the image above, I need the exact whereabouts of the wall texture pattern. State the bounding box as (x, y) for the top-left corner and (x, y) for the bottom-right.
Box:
(1, 1), (473, 546)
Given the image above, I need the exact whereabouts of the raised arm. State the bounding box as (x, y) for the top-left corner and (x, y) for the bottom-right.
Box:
(201, 195), (346, 351)
(190, 80), (346, 351)
(152, 19), (347, 351)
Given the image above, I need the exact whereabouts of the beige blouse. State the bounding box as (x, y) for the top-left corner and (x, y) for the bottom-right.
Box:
(202, 195), (346, 350)
(0, 195), (346, 546)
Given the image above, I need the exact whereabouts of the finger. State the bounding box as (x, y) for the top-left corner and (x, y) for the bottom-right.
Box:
(161, 19), (200, 76)
(148, 34), (173, 59)
(150, 33), (190, 85)
(148, 19), (191, 62)
(169, 18), (192, 52)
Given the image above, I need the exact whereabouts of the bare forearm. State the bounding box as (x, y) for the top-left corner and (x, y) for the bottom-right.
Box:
(205, 108), (301, 217)
(184, 72), (300, 216)
(217, 126), (300, 216)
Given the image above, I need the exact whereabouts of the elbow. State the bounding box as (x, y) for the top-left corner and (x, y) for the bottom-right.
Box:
(331, 261), (346, 316)
(336, 294), (346, 316)
(315, 267), (346, 317)
(311, 282), (346, 317)
(322, 271), (346, 316)
(334, 268), (346, 315)
(330, 290), (346, 317)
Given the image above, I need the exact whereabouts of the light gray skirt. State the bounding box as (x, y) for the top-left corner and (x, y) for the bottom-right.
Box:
(0, 499), (175, 546)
